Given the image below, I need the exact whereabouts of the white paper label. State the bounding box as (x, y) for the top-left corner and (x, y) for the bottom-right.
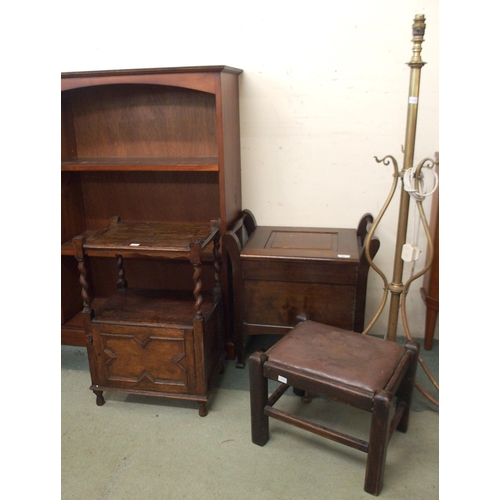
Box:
(130, 243), (140, 246)
(338, 254), (351, 258)
(409, 96), (418, 104)
(278, 375), (287, 384)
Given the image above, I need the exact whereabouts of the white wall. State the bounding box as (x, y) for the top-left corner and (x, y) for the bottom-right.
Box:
(59, 0), (439, 339)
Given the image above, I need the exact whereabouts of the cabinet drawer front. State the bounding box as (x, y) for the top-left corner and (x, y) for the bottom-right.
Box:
(95, 325), (196, 394)
(242, 260), (358, 285)
(244, 281), (357, 330)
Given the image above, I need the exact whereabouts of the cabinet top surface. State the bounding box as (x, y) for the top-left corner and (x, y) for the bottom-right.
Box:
(62, 65), (243, 79)
(62, 65), (242, 93)
(82, 220), (219, 255)
(241, 226), (360, 262)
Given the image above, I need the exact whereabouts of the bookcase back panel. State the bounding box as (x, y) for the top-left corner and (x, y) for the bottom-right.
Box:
(62, 171), (86, 244)
(63, 84), (217, 159)
(79, 171), (220, 230)
(89, 258), (216, 298)
(62, 256), (84, 324)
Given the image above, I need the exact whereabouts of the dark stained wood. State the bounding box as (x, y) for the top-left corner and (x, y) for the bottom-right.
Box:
(83, 220), (219, 256)
(64, 85), (217, 159)
(61, 66), (242, 93)
(92, 289), (216, 327)
(420, 158), (439, 350)
(73, 219), (225, 416)
(224, 211), (380, 367)
(241, 259), (358, 284)
(61, 156), (219, 171)
(264, 405), (369, 452)
(222, 209), (258, 359)
(218, 71), (243, 230)
(243, 280), (357, 331)
(249, 321), (419, 496)
(77, 171), (220, 231)
(355, 214), (381, 332)
(61, 256), (85, 338)
(61, 172), (86, 244)
(62, 297), (107, 346)
(61, 66), (243, 347)
(242, 226), (359, 260)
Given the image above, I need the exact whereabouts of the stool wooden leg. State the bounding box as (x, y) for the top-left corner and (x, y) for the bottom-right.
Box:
(397, 341), (420, 433)
(365, 390), (391, 496)
(249, 351), (269, 446)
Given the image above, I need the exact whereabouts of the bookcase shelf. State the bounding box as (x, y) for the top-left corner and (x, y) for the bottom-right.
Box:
(61, 156), (220, 172)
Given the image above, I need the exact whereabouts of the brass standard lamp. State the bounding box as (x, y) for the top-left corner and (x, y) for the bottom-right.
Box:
(362, 14), (439, 406)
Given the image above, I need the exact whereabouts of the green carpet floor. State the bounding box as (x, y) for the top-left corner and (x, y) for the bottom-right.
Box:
(62, 334), (439, 412)
(62, 335), (439, 499)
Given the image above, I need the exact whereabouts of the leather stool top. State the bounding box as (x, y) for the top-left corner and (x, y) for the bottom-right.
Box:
(265, 321), (406, 395)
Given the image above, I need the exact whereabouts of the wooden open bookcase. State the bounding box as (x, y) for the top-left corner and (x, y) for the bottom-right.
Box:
(61, 66), (243, 356)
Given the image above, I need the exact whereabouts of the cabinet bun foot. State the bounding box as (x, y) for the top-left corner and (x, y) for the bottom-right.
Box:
(198, 402), (208, 417)
(93, 390), (105, 406)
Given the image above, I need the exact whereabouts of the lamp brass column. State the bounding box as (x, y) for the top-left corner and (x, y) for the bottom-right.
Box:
(386, 14), (427, 341)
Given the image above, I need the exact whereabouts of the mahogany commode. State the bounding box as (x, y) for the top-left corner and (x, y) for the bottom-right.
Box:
(224, 211), (380, 367)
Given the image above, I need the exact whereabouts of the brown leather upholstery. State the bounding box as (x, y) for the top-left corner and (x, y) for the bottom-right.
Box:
(265, 321), (406, 395)
(249, 319), (419, 496)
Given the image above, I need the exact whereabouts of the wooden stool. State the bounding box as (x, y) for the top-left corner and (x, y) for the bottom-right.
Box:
(249, 320), (419, 496)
